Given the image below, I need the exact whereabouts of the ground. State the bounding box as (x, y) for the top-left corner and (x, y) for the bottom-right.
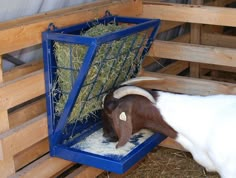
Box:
(97, 147), (220, 178)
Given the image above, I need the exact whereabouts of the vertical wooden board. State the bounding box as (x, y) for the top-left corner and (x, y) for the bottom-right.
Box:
(190, 0), (203, 78)
(0, 158), (15, 178)
(0, 55), (3, 82)
(0, 111), (10, 133)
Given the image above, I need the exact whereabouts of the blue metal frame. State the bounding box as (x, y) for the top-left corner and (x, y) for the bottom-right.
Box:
(42, 14), (165, 174)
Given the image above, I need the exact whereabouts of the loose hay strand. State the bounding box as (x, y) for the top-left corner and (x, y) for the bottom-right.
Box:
(53, 22), (147, 123)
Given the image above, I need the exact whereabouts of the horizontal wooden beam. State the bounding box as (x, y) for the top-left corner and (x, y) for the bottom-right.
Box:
(9, 97), (46, 128)
(138, 71), (236, 95)
(200, 64), (236, 73)
(158, 21), (185, 34)
(201, 32), (236, 49)
(172, 33), (190, 43)
(3, 60), (43, 82)
(142, 2), (236, 27)
(149, 40), (236, 67)
(10, 154), (74, 178)
(14, 138), (49, 171)
(205, 0), (236, 6)
(158, 61), (189, 75)
(0, 70), (45, 110)
(0, 114), (47, 160)
(0, 0), (142, 55)
(66, 166), (104, 178)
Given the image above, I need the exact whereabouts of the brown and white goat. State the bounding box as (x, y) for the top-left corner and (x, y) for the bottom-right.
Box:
(102, 77), (236, 178)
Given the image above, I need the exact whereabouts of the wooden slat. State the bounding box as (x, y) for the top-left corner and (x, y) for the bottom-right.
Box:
(158, 21), (185, 34)
(0, 111), (10, 134)
(142, 2), (236, 27)
(172, 33), (190, 43)
(66, 166), (104, 178)
(3, 60), (43, 82)
(149, 40), (236, 67)
(0, 55), (3, 82)
(14, 138), (49, 171)
(158, 61), (189, 75)
(10, 154), (74, 178)
(0, 158), (15, 178)
(205, 0), (236, 6)
(201, 32), (236, 48)
(9, 97), (46, 129)
(200, 64), (236, 73)
(0, 70), (45, 110)
(138, 71), (236, 95)
(0, 114), (47, 160)
(0, 0), (142, 55)
(189, 0), (202, 78)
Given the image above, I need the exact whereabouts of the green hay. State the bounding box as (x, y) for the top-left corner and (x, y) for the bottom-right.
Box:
(53, 23), (145, 123)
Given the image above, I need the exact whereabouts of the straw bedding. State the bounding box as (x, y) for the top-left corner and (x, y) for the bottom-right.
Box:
(97, 147), (220, 178)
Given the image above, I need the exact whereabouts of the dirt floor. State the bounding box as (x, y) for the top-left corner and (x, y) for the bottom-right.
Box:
(97, 147), (220, 178)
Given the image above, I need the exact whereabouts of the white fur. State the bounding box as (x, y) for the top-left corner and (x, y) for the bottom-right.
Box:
(156, 91), (236, 178)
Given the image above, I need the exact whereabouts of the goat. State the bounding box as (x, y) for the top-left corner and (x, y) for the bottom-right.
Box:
(102, 77), (236, 178)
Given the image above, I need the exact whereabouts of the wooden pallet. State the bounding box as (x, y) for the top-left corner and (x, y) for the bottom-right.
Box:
(0, 0), (143, 177)
(1, 0), (236, 177)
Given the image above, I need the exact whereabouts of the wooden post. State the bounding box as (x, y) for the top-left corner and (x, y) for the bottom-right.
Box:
(190, 0), (203, 78)
(0, 55), (9, 133)
(0, 55), (15, 178)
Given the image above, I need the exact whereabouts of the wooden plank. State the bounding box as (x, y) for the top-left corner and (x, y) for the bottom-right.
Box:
(0, 114), (47, 160)
(14, 138), (49, 171)
(201, 75), (236, 83)
(149, 40), (236, 67)
(3, 60), (43, 82)
(0, 55), (3, 82)
(159, 137), (185, 151)
(201, 32), (236, 48)
(172, 33), (190, 43)
(200, 64), (236, 73)
(138, 71), (236, 95)
(0, 111), (10, 134)
(0, 158), (15, 178)
(0, 0), (142, 55)
(0, 70), (45, 110)
(189, 0), (202, 78)
(158, 61), (189, 75)
(158, 21), (185, 34)
(9, 97), (46, 129)
(205, 0), (236, 6)
(10, 154), (74, 178)
(142, 2), (236, 27)
(66, 166), (104, 178)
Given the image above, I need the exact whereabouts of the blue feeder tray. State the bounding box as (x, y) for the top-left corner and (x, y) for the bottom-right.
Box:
(42, 12), (166, 174)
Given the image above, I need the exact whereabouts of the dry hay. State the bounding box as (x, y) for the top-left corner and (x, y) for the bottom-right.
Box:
(97, 147), (220, 178)
(53, 23), (144, 123)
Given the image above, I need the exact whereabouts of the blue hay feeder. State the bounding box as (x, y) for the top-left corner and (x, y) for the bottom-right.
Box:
(42, 12), (166, 174)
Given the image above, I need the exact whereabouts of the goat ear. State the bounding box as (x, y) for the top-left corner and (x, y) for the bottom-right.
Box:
(115, 110), (133, 148)
(106, 99), (119, 113)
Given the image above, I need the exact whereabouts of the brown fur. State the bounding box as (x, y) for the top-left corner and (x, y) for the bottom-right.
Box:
(102, 88), (177, 148)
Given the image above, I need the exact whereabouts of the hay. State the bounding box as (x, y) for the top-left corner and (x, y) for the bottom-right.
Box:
(53, 23), (145, 123)
(97, 147), (220, 178)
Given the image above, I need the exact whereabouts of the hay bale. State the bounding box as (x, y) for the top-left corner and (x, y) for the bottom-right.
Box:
(53, 23), (145, 123)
